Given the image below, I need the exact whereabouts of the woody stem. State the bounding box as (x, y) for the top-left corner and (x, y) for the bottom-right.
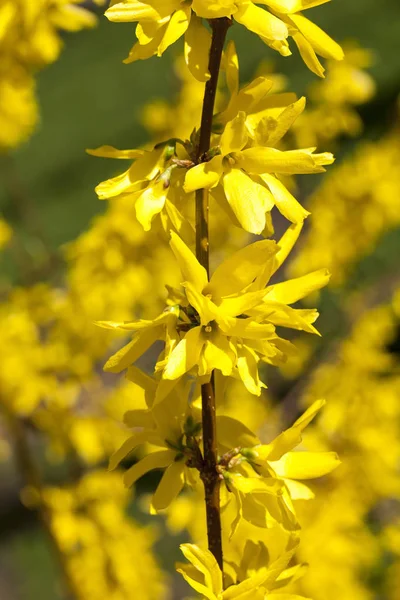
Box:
(195, 17), (230, 571)
(3, 407), (80, 599)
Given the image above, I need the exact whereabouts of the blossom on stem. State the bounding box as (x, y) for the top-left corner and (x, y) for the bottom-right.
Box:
(108, 367), (258, 509)
(222, 399), (340, 533)
(105, 0), (343, 77)
(176, 539), (310, 599)
(97, 228), (329, 397)
(88, 142), (192, 232)
(185, 110), (334, 233)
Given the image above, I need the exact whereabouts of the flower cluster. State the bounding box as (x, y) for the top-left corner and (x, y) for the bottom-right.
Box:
(90, 1), (345, 597)
(106, 0), (343, 78)
(289, 129), (400, 286)
(7, 1), (399, 599)
(0, 0), (104, 149)
(91, 40), (334, 236)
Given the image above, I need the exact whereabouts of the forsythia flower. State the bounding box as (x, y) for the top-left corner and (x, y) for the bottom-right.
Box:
(91, 62), (334, 235)
(98, 230), (330, 396)
(105, 0), (343, 77)
(185, 110), (334, 233)
(289, 131), (400, 285)
(177, 539), (310, 599)
(42, 470), (167, 600)
(109, 367), (258, 508)
(222, 399), (340, 533)
(88, 142), (192, 232)
(0, 0), (104, 148)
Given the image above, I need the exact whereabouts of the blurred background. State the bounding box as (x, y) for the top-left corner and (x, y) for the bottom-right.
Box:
(1, 1), (400, 599)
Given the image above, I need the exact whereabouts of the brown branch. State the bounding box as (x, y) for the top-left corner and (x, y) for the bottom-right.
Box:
(195, 17), (230, 571)
(3, 407), (80, 599)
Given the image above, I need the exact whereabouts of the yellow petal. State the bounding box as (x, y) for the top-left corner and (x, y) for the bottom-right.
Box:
(191, 0), (237, 19)
(222, 169), (273, 235)
(273, 221), (304, 274)
(218, 290), (268, 317)
(152, 460), (185, 510)
(223, 40), (239, 96)
(103, 328), (161, 373)
(292, 31), (325, 77)
(265, 268), (330, 304)
(105, 1), (161, 22)
(184, 156), (223, 193)
(184, 14), (211, 82)
(234, 2), (288, 42)
(209, 240), (278, 297)
(184, 283), (219, 325)
(236, 146), (330, 174)
(261, 173), (309, 223)
(109, 431), (164, 471)
(256, 97), (306, 147)
(271, 451), (341, 479)
(123, 25), (166, 63)
(135, 180), (168, 230)
(180, 543), (223, 596)
(216, 416), (259, 450)
(220, 318), (275, 340)
(284, 478), (315, 500)
(124, 449), (175, 488)
(290, 13), (344, 61)
(158, 7), (190, 55)
(123, 409), (153, 429)
(293, 399), (326, 430)
(169, 231), (208, 291)
(220, 112), (248, 155)
(202, 331), (236, 376)
(237, 345), (263, 396)
(126, 365), (157, 407)
(163, 326), (205, 379)
(86, 146), (144, 159)
(207, 239), (277, 298)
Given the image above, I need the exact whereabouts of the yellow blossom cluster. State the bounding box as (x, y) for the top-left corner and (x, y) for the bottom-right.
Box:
(291, 43), (376, 148)
(106, 0), (343, 79)
(3, 0), (399, 598)
(41, 470), (167, 600)
(289, 295), (400, 599)
(0, 0), (104, 149)
(289, 129), (400, 286)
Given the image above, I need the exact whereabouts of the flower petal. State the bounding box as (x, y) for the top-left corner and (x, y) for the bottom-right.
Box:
(170, 231), (208, 291)
(124, 449), (175, 488)
(163, 326), (205, 379)
(222, 169), (273, 234)
(152, 460), (185, 510)
(184, 14), (211, 82)
(184, 156), (223, 192)
(271, 451), (341, 479)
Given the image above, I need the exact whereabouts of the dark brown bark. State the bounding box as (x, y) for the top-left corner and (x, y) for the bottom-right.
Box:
(195, 17), (230, 572)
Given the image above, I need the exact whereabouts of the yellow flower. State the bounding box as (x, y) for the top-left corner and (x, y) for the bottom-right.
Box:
(105, 0), (212, 81)
(243, 399), (341, 500)
(108, 367), (259, 509)
(88, 142), (191, 231)
(221, 400), (340, 533)
(106, 1), (343, 76)
(176, 540), (310, 599)
(266, 0), (344, 77)
(184, 110), (334, 233)
(98, 228), (329, 397)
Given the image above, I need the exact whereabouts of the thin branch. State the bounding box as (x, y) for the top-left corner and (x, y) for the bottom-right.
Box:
(3, 407), (79, 599)
(195, 17), (230, 571)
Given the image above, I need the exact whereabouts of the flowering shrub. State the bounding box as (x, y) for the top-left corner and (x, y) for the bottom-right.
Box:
(1, 2), (399, 600)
